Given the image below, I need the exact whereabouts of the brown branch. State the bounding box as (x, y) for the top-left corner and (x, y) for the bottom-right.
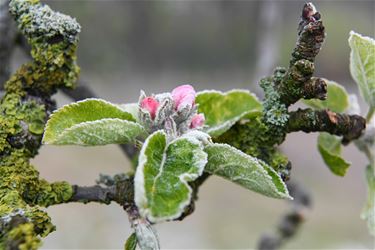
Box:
(287, 108), (366, 143)
(61, 172), (208, 223)
(70, 185), (117, 204)
(67, 174), (133, 206)
(256, 4), (364, 249)
(257, 180), (312, 250)
(291, 2), (325, 66)
(277, 59), (315, 106)
(302, 77), (327, 100)
(276, 2), (326, 107)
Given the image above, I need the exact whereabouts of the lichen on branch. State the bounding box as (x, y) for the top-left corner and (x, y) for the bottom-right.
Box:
(287, 108), (366, 143)
(218, 2), (365, 183)
(0, 1), (369, 250)
(0, 0), (80, 248)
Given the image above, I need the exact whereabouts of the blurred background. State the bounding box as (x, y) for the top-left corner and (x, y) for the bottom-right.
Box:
(9, 0), (375, 248)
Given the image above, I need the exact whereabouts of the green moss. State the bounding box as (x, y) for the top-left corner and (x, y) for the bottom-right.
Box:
(33, 181), (73, 207)
(0, 193), (55, 250)
(24, 208), (55, 237)
(7, 0), (80, 94)
(0, 0), (80, 247)
(0, 192), (24, 214)
(7, 223), (41, 250)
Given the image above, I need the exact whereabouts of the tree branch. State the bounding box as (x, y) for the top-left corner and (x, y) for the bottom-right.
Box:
(290, 2), (325, 66)
(56, 172), (206, 223)
(69, 185), (117, 204)
(302, 77), (327, 100)
(276, 3), (326, 107)
(257, 181), (312, 250)
(277, 62), (328, 106)
(0, 0), (81, 248)
(287, 108), (366, 143)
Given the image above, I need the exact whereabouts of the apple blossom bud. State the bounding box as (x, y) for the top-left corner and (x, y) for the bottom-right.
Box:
(171, 84), (196, 111)
(190, 114), (205, 129)
(141, 97), (159, 119)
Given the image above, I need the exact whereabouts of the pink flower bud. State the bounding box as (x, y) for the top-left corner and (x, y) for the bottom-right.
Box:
(171, 84), (196, 111)
(141, 97), (159, 119)
(190, 114), (205, 129)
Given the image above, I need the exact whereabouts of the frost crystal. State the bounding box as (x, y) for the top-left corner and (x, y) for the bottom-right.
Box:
(0, 209), (27, 225)
(9, 0), (81, 44)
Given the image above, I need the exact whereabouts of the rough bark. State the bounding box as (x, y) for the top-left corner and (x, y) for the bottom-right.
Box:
(257, 181), (311, 250)
(288, 108), (366, 143)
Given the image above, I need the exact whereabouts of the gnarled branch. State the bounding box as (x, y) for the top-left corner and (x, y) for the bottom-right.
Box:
(287, 108), (366, 143)
(257, 181), (312, 250)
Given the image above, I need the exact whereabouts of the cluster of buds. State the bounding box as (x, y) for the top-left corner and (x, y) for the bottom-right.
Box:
(139, 85), (205, 138)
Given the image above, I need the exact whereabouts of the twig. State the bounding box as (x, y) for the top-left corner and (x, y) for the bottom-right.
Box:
(291, 2), (324, 66)
(257, 180), (312, 250)
(57, 172), (206, 223)
(254, 3), (364, 249)
(287, 108), (366, 143)
(70, 185), (117, 204)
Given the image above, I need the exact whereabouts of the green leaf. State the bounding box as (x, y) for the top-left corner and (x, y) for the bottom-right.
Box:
(124, 233), (137, 250)
(43, 98), (145, 145)
(196, 90), (262, 137)
(134, 130), (207, 222)
(361, 164), (375, 236)
(317, 132), (351, 176)
(204, 143), (291, 199)
(349, 31), (375, 108)
(303, 80), (349, 113)
(133, 218), (160, 249)
(45, 118), (146, 146)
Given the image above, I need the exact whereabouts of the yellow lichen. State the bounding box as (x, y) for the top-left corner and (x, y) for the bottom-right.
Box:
(0, 0), (80, 247)
(7, 223), (41, 250)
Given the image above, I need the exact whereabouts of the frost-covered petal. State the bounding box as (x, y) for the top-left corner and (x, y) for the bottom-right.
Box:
(171, 85), (196, 110)
(140, 97), (160, 119)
